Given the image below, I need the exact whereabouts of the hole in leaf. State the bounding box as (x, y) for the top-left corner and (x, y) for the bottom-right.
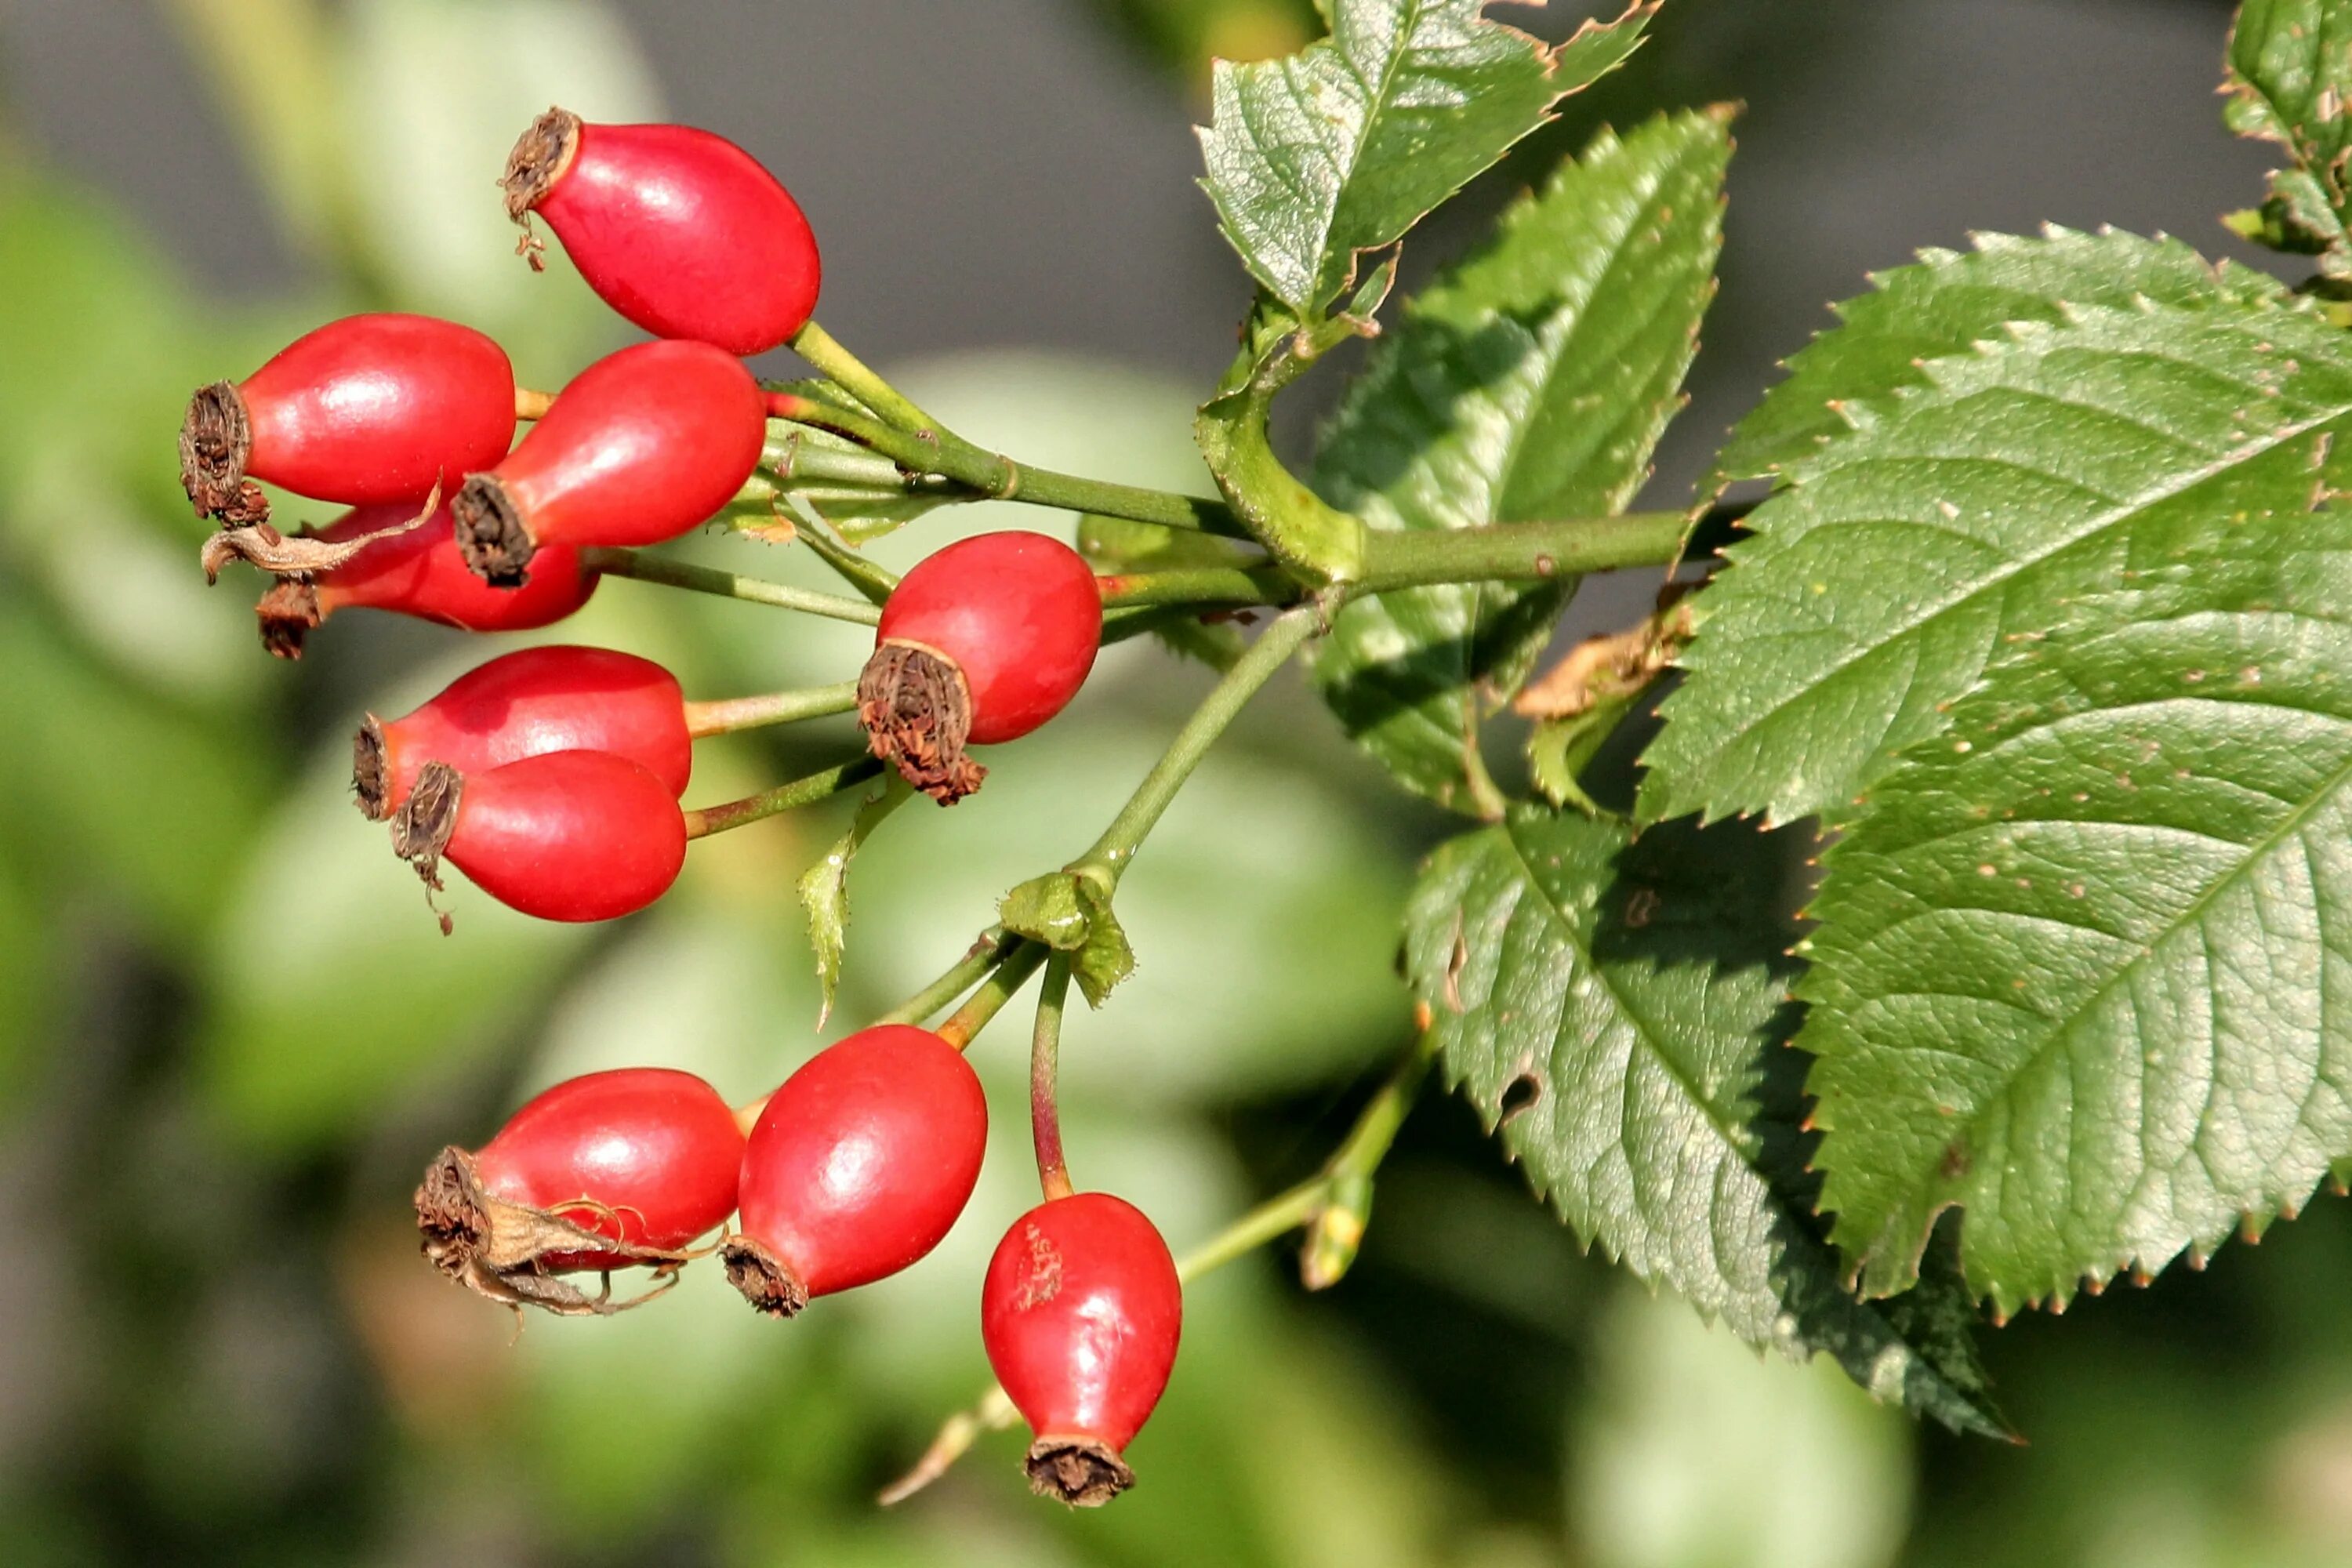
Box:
(1498, 1073), (1542, 1126)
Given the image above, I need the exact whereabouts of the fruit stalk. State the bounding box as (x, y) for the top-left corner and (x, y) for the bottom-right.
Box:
(681, 757), (884, 839)
(680, 681), (862, 738)
(1028, 954), (1076, 1202)
(579, 547), (884, 626)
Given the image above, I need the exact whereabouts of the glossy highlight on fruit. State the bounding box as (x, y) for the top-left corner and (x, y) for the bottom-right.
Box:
(388, 750), (686, 927)
(180, 314), (517, 517)
(452, 339), (767, 586)
(982, 1192), (1181, 1507)
(722, 1024), (988, 1316)
(416, 1066), (744, 1316)
(502, 107), (822, 354)
(858, 531), (1103, 804)
(253, 499), (599, 658)
(355, 644), (690, 821)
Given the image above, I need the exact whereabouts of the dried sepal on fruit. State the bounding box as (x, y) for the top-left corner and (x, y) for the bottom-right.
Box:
(414, 1146), (688, 1316)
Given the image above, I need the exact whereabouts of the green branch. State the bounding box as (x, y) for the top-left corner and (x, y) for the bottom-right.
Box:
(581, 547), (884, 626)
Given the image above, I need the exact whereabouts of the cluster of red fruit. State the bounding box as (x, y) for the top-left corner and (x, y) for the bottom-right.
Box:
(179, 111), (1176, 1505)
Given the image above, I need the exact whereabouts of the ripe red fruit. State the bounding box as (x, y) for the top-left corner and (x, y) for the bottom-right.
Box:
(355, 644), (691, 821)
(452, 339), (767, 586)
(389, 750), (686, 927)
(982, 1192), (1182, 1506)
(253, 499), (599, 658)
(858, 531), (1103, 804)
(501, 107), (821, 355)
(722, 1024), (987, 1316)
(180, 314), (517, 517)
(416, 1066), (744, 1315)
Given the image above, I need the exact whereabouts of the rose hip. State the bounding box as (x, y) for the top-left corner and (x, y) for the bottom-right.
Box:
(982, 1192), (1181, 1506)
(180, 314), (517, 517)
(354, 645), (691, 821)
(416, 1066), (743, 1315)
(722, 1024), (988, 1316)
(501, 107), (821, 355)
(451, 339), (767, 586)
(388, 750), (686, 927)
(858, 531), (1103, 804)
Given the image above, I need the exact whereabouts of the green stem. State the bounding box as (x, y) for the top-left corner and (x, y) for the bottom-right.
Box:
(681, 681), (859, 738)
(1029, 955), (1076, 1201)
(1176, 1179), (1330, 1281)
(778, 500), (902, 605)
(1076, 602), (1323, 882)
(876, 927), (1017, 1027)
(581, 547), (884, 626)
(1096, 563), (1293, 609)
(935, 941), (1047, 1051)
(789, 319), (938, 434)
(1360, 512), (1690, 587)
(682, 757), (883, 839)
(769, 392), (1252, 539)
(762, 427), (913, 492)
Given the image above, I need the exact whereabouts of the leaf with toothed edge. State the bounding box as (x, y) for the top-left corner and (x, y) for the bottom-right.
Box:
(1309, 107), (1733, 815)
(2225, 0), (2352, 274)
(797, 779), (909, 1028)
(1642, 291), (2349, 830)
(1798, 466), (2352, 1315)
(1404, 805), (2013, 1437)
(1707, 227), (2292, 494)
(1196, 0), (1656, 321)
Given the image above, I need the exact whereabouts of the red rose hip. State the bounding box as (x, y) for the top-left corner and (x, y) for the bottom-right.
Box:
(452, 339), (767, 586)
(858, 531), (1103, 804)
(180, 313), (517, 517)
(722, 1024), (987, 1316)
(982, 1192), (1181, 1506)
(254, 499), (599, 658)
(389, 750), (686, 927)
(416, 1066), (744, 1315)
(355, 644), (691, 821)
(502, 107), (821, 355)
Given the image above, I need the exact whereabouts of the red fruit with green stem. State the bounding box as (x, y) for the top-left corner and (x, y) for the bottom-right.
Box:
(180, 313), (517, 517)
(721, 1024), (988, 1316)
(354, 644), (691, 822)
(982, 1192), (1183, 1506)
(858, 530), (1104, 804)
(452, 339), (768, 586)
(416, 1066), (745, 1316)
(501, 107), (821, 355)
(388, 749), (686, 927)
(253, 499), (600, 659)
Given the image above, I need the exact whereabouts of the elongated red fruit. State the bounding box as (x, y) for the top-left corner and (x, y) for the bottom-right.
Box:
(722, 1024), (987, 1316)
(180, 314), (516, 517)
(389, 750), (685, 926)
(354, 644), (691, 821)
(452, 339), (765, 586)
(982, 1192), (1181, 1506)
(502, 107), (821, 355)
(254, 499), (598, 658)
(415, 1066), (744, 1316)
(858, 531), (1103, 804)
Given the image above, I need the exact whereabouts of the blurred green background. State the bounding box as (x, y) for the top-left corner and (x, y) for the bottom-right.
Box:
(1, 1), (2349, 1564)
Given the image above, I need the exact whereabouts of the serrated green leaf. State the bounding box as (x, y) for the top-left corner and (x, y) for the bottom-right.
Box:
(2225, 0), (2352, 270)
(998, 870), (1137, 1007)
(796, 779), (911, 1027)
(1799, 483), (2352, 1313)
(1196, 0), (1653, 319)
(1405, 807), (2010, 1436)
(1711, 227), (2291, 490)
(1642, 293), (2347, 829)
(1310, 108), (1732, 815)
